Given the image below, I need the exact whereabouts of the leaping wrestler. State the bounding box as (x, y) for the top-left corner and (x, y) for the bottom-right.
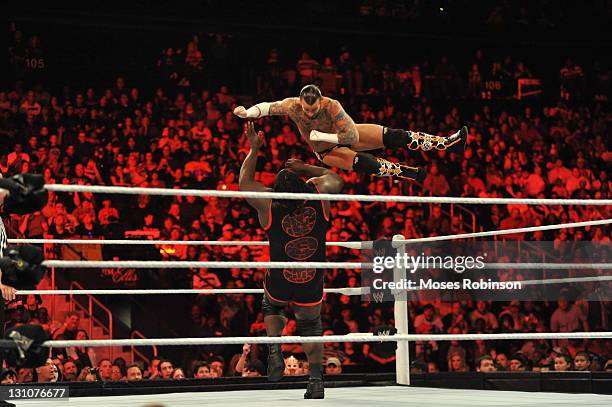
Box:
(234, 84), (467, 181)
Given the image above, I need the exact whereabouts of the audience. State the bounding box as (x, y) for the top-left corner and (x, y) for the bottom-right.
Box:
(1, 25), (609, 382)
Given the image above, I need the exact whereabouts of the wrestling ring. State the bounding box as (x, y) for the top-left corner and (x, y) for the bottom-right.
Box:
(6, 183), (612, 406)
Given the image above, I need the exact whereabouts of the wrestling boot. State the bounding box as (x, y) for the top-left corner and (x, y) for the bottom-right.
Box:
(267, 344), (284, 382)
(304, 377), (325, 399)
(407, 126), (468, 154)
(375, 158), (426, 182)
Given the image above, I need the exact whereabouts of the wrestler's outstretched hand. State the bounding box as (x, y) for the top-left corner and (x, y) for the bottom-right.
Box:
(244, 121), (264, 149)
(234, 105), (248, 118)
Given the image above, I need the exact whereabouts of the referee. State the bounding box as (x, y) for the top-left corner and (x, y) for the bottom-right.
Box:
(0, 188), (17, 350)
(0, 186), (16, 407)
(0, 172), (47, 389)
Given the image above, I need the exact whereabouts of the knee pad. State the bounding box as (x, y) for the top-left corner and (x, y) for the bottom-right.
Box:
(262, 296), (287, 318)
(296, 316), (322, 337)
(352, 152), (380, 174)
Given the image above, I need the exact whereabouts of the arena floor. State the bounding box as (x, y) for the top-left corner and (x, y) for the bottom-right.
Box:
(13, 386), (612, 407)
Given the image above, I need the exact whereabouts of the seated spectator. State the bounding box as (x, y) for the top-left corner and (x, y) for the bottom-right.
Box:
(426, 206), (450, 236)
(554, 354), (572, 371)
(284, 355), (303, 376)
(410, 360), (428, 374)
(448, 352), (469, 372)
(470, 301), (498, 332)
(126, 364), (143, 381)
(573, 352), (591, 372)
(193, 361), (213, 379)
(52, 311), (81, 339)
(34, 359), (57, 383)
(414, 304), (443, 334)
(476, 356), (497, 372)
(423, 163), (450, 196)
(193, 267), (222, 290)
(550, 296), (588, 334)
(325, 357), (342, 375)
(172, 368), (186, 379)
(144, 358), (160, 379)
(209, 356), (225, 378)
(16, 368), (33, 383)
(157, 359), (174, 380)
(111, 363), (125, 381)
(0, 369), (17, 384)
(67, 329), (97, 368)
(494, 353), (509, 371)
(499, 208), (527, 239)
(62, 359), (79, 381)
(443, 302), (468, 332)
(241, 360), (265, 377)
(524, 166), (546, 197)
(498, 301), (525, 332)
(98, 198), (120, 225)
(509, 355), (527, 372)
(97, 359), (113, 381)
(234, 343), (251, 376)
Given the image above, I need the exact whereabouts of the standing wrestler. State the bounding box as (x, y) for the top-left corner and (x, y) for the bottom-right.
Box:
(234, 84), (467, 181)
(239, 122), (343, 399)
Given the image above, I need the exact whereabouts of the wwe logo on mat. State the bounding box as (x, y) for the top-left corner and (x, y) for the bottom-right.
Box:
(371, 291), (385, 303)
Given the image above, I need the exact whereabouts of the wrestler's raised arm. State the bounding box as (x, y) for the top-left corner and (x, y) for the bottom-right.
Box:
(239, 122), (271, 216)
(233, 98), (296, 119)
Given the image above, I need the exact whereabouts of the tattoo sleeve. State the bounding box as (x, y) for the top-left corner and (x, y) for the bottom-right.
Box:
(333, 105), (359, 145)
(268, 98), (292, 116)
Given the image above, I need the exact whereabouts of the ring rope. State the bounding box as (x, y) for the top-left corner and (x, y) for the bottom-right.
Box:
(9, 219), (612, 248)
(16, 275), (612, 296)
(41, 260), (612, 270)
(519, 275), (612, 286)
(43, 331), (612, 348)
(16, 287), (367, 296)
(9, 239), (362, 248)
(45, 184), (612, 206)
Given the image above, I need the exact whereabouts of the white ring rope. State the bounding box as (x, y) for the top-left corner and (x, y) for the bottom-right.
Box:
(394, 219), (612, 244)
(17, 287), (367, 296)
(17, 275), (612, 296)
(43, 331), (612, 348)
(9, 219), (612, 248)
(45, 184), (612, 205)
(41, 260), (612, 270)
(519, 275), (612, 286)
(10, 239), (363, 249)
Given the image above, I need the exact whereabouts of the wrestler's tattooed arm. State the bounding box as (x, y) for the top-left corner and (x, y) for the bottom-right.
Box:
(233, 98), (296, 118)
(330, 101), (359, 146)
(268, 98), (297, 116)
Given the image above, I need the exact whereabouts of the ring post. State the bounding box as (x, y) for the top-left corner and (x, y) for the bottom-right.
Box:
(392, 234), (410, 385)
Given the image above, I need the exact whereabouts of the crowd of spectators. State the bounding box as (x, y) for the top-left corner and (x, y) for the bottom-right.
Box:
(0, 29), (610, 383)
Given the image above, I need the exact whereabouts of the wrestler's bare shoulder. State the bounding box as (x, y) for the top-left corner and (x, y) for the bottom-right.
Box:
(320, 97), (339, 110)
